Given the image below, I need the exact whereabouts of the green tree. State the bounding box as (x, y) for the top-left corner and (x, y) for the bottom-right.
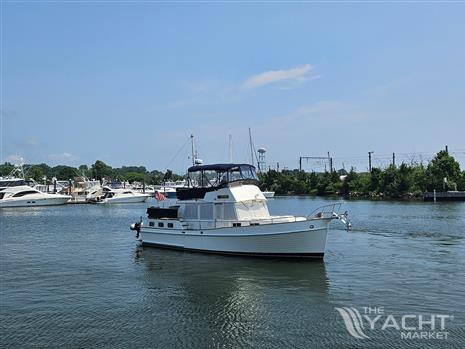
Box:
(426, 151), (461, 191)
(91, 160), (114, 180)
(27, 165), (45, 182)
(0, 162), (15, 176)
(123, 172), (148, 183)
(51, 166), (77, 180)
(78, 165), (91, 178)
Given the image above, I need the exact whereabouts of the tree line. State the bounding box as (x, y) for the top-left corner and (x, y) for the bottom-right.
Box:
(0, 160), (183, 185)
(258, 150), (465, 198)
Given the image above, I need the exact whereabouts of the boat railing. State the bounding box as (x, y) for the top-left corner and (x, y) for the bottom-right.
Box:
(307, 203), (343, 219)
(193, 216), (301, 230)
(307, 203), (351, 229)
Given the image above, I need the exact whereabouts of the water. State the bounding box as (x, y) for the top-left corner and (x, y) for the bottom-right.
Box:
(1, 197), (464, 348)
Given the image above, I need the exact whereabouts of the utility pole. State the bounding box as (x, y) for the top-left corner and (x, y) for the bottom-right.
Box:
(368, 151), (374, 172)
(392, 153), (396, 166)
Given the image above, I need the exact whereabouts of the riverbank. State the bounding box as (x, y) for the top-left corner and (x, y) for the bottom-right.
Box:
(272, 192), (425, 201)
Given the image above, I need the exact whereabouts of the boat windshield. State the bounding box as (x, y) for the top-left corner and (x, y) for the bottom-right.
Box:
(188, 164), (258, 188)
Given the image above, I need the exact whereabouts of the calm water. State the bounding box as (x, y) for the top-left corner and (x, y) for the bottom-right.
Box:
(1, 197), (464, 348)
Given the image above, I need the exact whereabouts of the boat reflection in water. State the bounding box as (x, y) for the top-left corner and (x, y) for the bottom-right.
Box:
(133, 245), (328, 347)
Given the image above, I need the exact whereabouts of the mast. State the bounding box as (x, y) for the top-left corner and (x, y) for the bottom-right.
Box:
(248, 128), (254, 166)
(190, 134), (195, 166)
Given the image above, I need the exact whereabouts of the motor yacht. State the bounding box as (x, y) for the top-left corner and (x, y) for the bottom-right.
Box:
(0, 186), (71, 208)
(89, 187), (149, 204)
(130, 163), (350, 258)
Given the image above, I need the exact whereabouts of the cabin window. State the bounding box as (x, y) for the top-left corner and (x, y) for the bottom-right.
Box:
(214, 204), (223, 220)
(0, 193), (5, 199)
(233, 223), (242, 227)
(168, 223), (174, 228)
(158, 222), (164, 228)
(223, 203), (236, 220)
(217, 195), (229, 199)
(12, 191), (38, 197)
(229, 167), (242, 182)
(184, 204), (198, 220)
(149, 221), (154, 227)
(200, 204), (213, 220)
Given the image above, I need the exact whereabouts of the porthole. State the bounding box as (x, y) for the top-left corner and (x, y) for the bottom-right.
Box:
(309, 225), (315, 229)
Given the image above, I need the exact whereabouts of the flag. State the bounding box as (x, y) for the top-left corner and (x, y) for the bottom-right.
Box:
(155, 191), (166, 201)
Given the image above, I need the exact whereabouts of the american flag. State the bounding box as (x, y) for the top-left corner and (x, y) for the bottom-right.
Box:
(155, 191), (166, 201)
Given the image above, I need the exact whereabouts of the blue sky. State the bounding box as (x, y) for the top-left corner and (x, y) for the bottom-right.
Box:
(2, 2), (465, 173)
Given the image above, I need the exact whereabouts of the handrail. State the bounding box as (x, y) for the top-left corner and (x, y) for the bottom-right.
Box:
(307, 203), (351, 229)
(308, 203), (342, 218)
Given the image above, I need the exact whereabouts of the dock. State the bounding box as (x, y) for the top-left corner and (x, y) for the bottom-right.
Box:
(424, 191), (465, 202)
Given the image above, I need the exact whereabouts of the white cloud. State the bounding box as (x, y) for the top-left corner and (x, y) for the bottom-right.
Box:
(242, 64), (315, 89)
(48, 152), (78, 163)
(6, 154), (25, 164)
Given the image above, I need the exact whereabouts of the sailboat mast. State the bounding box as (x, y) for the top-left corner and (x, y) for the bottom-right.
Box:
(190, 134), (195, 166)
(248, 128), (254, 166)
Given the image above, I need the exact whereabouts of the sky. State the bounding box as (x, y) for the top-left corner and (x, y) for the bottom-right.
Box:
(2, 2), (465, 173)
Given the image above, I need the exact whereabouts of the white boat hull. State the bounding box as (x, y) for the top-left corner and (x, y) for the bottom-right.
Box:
(139, 219), (331, 258)
(0, 196), (71, 208)
(98, 194), (149, 204)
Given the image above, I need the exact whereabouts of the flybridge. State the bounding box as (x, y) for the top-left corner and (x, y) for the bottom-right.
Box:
(186, 163), (258, 186)
(178, 164), (259, 201)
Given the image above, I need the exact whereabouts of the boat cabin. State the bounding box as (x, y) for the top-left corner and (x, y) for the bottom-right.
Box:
(176, 163), (259, 201)
(144, 163), (295, 231)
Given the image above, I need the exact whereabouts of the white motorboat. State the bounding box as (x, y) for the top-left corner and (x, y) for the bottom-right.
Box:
(262, 191), (275, 198)
(130, 163), (350, 258)
(89, 187), (149, 204)
(0, 186), (71, 208)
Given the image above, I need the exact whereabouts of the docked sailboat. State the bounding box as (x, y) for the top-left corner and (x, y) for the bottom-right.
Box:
(0, 186), (71, 208)
(130, 163), (350, 258)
